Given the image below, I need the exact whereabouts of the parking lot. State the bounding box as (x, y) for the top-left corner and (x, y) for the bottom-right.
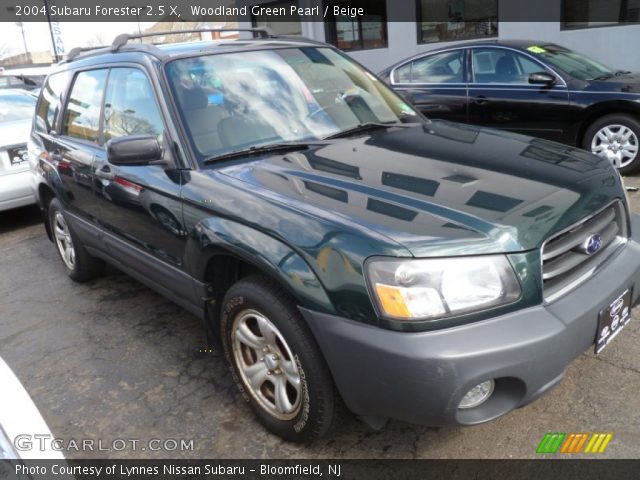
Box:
(2, 178), (640, 460)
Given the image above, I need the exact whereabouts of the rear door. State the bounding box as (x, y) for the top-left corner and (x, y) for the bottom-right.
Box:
(467, 47), (570, 141)
(55, 69), (108, 227)
(390, 49), (468, 123)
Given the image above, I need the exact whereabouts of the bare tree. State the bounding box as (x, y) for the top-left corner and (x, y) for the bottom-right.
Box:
(84, 33), (108, 48)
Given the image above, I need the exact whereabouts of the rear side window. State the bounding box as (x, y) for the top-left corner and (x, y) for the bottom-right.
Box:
(35, 71), (69, 134)
(63, 69), (108, 143)
(394, 50), (464, 84)
(103, 68), (164, 142)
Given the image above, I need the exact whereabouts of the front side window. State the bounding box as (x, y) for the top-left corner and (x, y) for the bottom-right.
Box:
(472, 48), (547, 84)
(103, 68), (164, 142)
(63, 69), (108, 143)
(394, 50), (465, 84)
(166, 47), (419, 162)
(417, 0), (498, 44)
(324, 0), (387, 51)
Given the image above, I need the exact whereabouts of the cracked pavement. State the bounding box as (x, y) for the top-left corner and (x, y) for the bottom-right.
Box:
(1, 177), (640, 459)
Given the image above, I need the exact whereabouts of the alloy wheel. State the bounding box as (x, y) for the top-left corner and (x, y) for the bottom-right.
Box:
(53, 211), (76, 270)
(231, 309), (302, 420)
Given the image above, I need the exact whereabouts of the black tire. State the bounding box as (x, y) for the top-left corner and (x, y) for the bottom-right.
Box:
(48, 197), (104, 282)
(582, 113), (640, 175)
(220, 275), (341, 442)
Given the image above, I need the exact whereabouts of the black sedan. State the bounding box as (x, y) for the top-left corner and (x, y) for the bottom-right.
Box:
(380, 40), (640, 173)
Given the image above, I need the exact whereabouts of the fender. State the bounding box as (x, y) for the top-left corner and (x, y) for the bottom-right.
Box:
(184, 216), (337, 316)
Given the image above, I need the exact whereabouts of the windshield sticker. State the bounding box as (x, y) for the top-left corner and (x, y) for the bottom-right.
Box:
(527, 46), (546, 54)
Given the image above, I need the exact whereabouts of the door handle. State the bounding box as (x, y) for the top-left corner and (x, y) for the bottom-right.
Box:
(95, 166), (115, 180)
(472, 95), (489, 105)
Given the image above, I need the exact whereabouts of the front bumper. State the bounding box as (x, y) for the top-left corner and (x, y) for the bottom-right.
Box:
(0, 170), (35, 211)
(301, 214), (640, 427)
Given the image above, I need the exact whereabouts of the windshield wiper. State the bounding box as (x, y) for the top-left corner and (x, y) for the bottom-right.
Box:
(203, 141), (329, 164)
(323, 121), (411, 140)
(615, 70), (631, 76)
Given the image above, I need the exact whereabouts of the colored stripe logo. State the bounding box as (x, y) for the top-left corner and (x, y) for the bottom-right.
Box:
(537, 433), (612, 454)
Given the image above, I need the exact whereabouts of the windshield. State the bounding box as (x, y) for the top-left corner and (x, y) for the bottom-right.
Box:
(166, 47), (420, 161)
(527, 44), (615, 81)
(0, 93), (36, 123)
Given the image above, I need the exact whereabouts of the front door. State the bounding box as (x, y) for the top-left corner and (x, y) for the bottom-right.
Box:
(90, 67), (188, 284)
(467, 47), (570, 142)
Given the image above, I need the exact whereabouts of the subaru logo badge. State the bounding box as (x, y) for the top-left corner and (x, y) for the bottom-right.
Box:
(581, 233), (602, 255)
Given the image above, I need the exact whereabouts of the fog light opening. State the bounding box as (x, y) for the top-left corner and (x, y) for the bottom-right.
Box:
(459, 380), (495, 409)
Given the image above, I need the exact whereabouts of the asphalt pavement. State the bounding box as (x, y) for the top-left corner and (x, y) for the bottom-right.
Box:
(2, 178), (640, 459)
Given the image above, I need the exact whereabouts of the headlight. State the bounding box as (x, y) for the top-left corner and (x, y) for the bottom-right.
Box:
(366, 255), (521, 321)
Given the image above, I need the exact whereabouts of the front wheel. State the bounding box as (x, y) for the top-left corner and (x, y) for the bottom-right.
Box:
(220, 275), (341, 442)
(583, 114), (640, 174)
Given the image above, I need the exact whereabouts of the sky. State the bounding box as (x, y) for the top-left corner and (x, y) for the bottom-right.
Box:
(0, 22), (155, 59)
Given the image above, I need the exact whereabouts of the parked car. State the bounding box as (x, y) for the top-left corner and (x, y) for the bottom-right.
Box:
(0, 89), (37, 211)
(0, 74), (44, 91)
(380, 40), (640, 174)
(30, 29), (640, 442)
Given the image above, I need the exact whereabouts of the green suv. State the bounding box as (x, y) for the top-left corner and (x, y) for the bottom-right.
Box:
(29, 29), (640, 442)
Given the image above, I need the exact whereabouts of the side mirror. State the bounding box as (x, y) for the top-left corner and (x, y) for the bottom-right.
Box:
(106, 135), (163, 166)
(528, 72), (556, 86)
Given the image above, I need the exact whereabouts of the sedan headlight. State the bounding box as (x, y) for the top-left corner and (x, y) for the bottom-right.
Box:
(366, 255), (521, 321)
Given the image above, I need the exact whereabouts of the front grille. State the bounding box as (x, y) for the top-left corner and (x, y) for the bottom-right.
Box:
(542, 202), (628, 301)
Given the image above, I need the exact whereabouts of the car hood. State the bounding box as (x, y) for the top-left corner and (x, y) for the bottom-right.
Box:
(0, 119), (31, 148)
(213, 121), (624, 256)
(584, 72), (640, 93)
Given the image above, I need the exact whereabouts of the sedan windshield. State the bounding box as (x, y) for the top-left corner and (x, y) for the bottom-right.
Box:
(166, 47), (420, 162)
(0, 93), (36, 123)
(529, 44), (615, 81)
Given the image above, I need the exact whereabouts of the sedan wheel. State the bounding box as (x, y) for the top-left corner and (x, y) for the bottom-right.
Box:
(591, 124), (639, 169)
(584, 114), (640, 174)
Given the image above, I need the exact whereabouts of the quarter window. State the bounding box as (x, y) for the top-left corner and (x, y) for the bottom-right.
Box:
(103, 68), (164, 142)
(63, 69), (108, 143)
(472, 49), (546, 84)
(395, 50), (464, 84)
(35, 71), (69, 134)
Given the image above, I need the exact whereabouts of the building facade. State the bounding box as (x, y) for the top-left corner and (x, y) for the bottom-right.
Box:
(238, 0), (640, 73)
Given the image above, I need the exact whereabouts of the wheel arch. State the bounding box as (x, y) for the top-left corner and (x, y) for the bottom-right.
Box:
(185, 218), (337, 336)
(577, 101), (640, 147)
(38, 183), (56, 241)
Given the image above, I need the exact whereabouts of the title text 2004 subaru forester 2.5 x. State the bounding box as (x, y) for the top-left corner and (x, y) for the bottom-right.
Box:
(29, 29), (640, 442)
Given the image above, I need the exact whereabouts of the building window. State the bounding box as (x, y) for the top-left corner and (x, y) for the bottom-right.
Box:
(563, 0), (640, 29)
(324, 0), (387, 51)
(417, 0), (498, 44)
(251, 0), (302, 36)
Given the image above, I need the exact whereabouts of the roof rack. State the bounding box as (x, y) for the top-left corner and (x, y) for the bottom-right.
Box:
(111, 27), (276, 52)
(65, 45), (110, 62)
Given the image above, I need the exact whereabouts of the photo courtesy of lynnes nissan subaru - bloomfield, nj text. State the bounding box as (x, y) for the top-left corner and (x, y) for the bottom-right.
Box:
(28, 27), (640, 442)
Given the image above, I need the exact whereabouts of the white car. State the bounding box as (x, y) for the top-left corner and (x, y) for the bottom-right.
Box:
(0, 89), (37, 211)
(0, 357), (64, 460)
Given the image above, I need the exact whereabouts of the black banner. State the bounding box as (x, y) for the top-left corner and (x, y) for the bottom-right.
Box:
(2, 460), (640, 480)
(0, 0), (638, 22)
